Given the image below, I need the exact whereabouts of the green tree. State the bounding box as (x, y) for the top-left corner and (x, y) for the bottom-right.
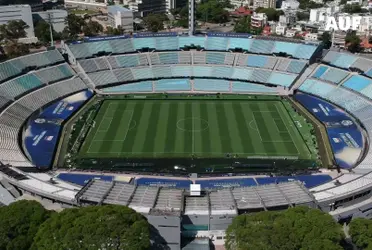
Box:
(105, 25), (125, 35)
(234, 16), (251, 33)
(349, 218), (372, 249)
(345, 32), (361, 53)
(83, 20), (103, 36)
(343, 3), (368, 14)
(320, 31), (332, 49)
(256, 8), (283, 21)
(296, 11), (310, 21)
(298, 0), (323, 9)
(196, 0), (230, 23)
(225, 206), (344, 250)
(63, 14), (86, 39)
(4, 40), (30, 58)
(143, 14), (167, 32)
(34, 20), (61, 45)
(31, 205), (151, 250)
(0, 20), (28, 40)
(0, 200), (52, 250)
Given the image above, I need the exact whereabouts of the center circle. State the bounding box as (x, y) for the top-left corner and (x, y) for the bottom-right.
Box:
(176, 117), (209, 132)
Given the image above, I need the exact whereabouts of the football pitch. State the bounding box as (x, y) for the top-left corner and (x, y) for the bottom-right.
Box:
(78, 99), (313, 160)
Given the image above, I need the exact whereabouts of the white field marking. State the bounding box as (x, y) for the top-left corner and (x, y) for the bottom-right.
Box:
(113, 110), (134, 157)
(251, 111), (294, 143)
(85, 150), (300, 156)
(97, 117), (113, 132)
(248, 120), (258, 132)
(86, 105), (113, 153)
(274, 104), (300, 154)
(251, 114), (263, 142)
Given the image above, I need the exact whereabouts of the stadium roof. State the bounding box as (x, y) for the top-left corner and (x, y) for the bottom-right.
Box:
(76, 180), (315, 214)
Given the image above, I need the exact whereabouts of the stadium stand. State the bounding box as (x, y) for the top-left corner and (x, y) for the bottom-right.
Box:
(66, 36), (318, 60)
(193, 79), (230, 92)
(57, 173), (115, 186)
(312, 65), (349, 84)
(0, 77), (86, 166)
(155, 79), (191, 91)
(0, 50), (64, 83)
(322, 51), (357, 69)
(5, 36), (372, 250)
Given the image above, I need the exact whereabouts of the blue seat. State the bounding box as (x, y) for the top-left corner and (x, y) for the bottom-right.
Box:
(294, 45), (317, 59)
(319, 67), (349, 84)
(267, 72), (296, 87)
(232, 81), (276, 93)
(115, 55), (140, 67)
(272, 41), (298, 56)
(228, 38), (252, 50)
(343, 75), (372, 92)
(133, 38), (156, 50)
(246, 55), (267, 68)
(250, 40), (275, 54)
(206, 52), (226, 64)
(206, 37), (228, 50)
(155, 37), (178, 50)
(171, 65), (192, 77)
(155, 79), (191, 91)
(159, 53), (179, 64)
(286, 60), (306, 73)
(194, 79), (230, 92)
(179, 36), (206, 48)
(312, 65), (328, 78)
(103, 81), (153, 92)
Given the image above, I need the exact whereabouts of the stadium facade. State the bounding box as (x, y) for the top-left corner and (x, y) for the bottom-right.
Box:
(1, 34), (372, 248)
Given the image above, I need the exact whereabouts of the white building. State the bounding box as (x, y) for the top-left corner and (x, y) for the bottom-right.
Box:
(230, 0), (251, 7)
(279, 12), (297, 25)
(276, 24), (287, 35)
(64, 0), (106, 10)
(32, 9), (68, 33)
(346, 0), (362, 4)
(304, 33), (318, 41)
(253, 0), (275, 9)
(332, 31), (347, 47)
(251, 13), (268, 28)
(309, 6), (341, 23)
(0, 5), (36, 43)
(281, 0), (299, 10)
(285, 29), (297, 37)
(108, 6), (134, 32)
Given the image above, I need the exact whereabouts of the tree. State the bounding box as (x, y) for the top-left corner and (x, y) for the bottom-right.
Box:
(0, 20), (28, 40)
(225, 206), (344, 250)
(234, 16), (251, 33)
(349, 218), (372, 249)
(31, 205), (151, 250)
(343, 3), (368, 14)
(83, 20), (103, 36)
(196, 0), (230, 23)
(296, 11), (310, 21)
(345, 32), (361, 53)
(105, 25), (125, 35)
(4, 40), (30, 58)
(256, 8), (283, 21)
(63, 14), (86, 39)
(34, 20), (61, 45)
(143, 14), (166, 32)
(0, 200), (52, 250)
(298, 0), (324, 9)
(320, 31), (332, 49)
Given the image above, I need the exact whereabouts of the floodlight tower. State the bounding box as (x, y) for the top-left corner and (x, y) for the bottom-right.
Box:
(188, 0), (196, 36)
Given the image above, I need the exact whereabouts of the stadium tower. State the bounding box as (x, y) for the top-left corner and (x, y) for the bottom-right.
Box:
(188, 0), (196, 35)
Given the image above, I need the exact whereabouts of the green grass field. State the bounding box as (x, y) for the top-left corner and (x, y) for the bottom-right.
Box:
(78, 99), (313, 160)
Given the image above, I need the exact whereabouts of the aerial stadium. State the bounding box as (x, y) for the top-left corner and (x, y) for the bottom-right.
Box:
(1, 14), (372, 250)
